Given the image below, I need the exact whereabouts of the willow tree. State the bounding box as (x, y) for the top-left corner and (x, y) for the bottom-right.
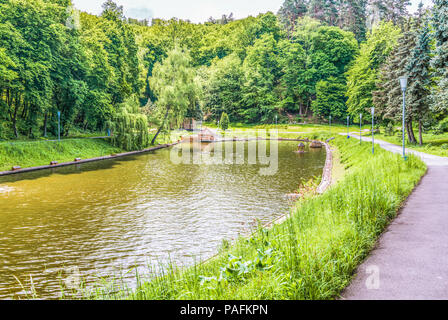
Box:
(149, 46), (200, 144)
(109, 96), (150, 151)
(406, 17), (432, 145)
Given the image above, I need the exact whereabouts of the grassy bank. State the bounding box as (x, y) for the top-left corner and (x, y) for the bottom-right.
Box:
(0, 139), (123, 172)
(0, 129), (191, 172)
(78, 134), (425, 300)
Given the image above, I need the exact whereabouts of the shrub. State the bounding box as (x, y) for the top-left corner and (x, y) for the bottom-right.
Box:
(385, 122), (395, 136)
(220, 112), (230, 131)
(434, 117), (448, 134)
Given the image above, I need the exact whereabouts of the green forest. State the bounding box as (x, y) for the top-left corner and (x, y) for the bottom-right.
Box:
(1, 0), (447, 148)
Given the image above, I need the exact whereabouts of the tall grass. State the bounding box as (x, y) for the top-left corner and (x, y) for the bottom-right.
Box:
(77, 135), (426, 300)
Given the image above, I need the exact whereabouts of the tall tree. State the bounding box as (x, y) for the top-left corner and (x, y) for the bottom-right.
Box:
(406, 13), (432, 145)
(149, 46), (200, 144)
(431, 0), (448, 116)
(372, 22), (417, 143)
(278, 0), (309, 35)
(277, 40), (308, 115)
(241, 34), (281, 123)
(339, 0), (368, 42)
(312, 77), (348, 119)
(366, 0), (411, 28)
(308, 0), (339, 26)
(346, 21), (401, 121)
(203, 54), (244, 121)
(293, 18), (358, 116)
(109, 96), (150, 151)
(101, 0), (124, 22)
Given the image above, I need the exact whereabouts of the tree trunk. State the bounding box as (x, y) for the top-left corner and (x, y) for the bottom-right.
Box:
(418, 120), (423, 146)
(410, 121), (417, 144)
(406, 121), (417, 144)
(43, 112), (48, 137)
(12, 105), (19, 139)
(151, 108), (170, 145)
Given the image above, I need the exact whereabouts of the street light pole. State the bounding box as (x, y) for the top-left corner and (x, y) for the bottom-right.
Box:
(399, 76), (408, 159)
(359, 113), (362, 145)
(371, 107), (375, 154)
(329, 115), (332, 134)
(347, 115), (350, 139)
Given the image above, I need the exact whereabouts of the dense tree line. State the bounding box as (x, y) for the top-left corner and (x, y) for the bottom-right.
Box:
(1, 0), (448, 148)
(347, 1), (448, 145)
(0, 0), (145, 141)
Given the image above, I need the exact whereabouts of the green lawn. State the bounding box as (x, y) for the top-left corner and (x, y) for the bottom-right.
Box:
(0, 139), (123, 172)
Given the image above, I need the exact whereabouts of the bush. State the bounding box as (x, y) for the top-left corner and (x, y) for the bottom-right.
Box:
(434, 117), (448, 134)
(385, 123), (395, 136)
(220, 112), (230, 131)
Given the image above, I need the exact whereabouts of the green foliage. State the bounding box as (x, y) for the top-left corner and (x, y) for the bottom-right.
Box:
(406, 17), (433, 145)
(149, 46), (200, 144)
(241, 34), (281, 123)
(279, 0), (368, 42)
(431, 0), (448, 116)
(220, 112), (230, 131)
(0, 0), (143, 140)
(109, 96), (150, 151)
(373, 23), (415, 123)
(346, 21), (401, 121)
(312, 77), (347, 120)
(203, 54), (244, 121)
(385, 122), (395, 136)
(278, 0), (308, 34)
(434, 117), (448, 134)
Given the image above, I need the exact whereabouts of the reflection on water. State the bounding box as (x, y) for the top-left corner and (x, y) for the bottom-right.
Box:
(0, 141), (325, 299)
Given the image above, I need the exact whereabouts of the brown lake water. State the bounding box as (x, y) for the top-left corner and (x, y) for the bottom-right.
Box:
(0, 141), (325, 299)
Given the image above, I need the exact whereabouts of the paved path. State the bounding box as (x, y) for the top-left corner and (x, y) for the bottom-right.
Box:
(340, 134), (448, 299)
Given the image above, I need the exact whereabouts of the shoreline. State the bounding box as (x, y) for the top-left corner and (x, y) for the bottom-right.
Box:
(0, 142), (179, 177)
(0, 137), (329, 178)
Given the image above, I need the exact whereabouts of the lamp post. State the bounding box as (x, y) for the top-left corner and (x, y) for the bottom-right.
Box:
(275, 115), (278, 126)
(359, 113), (362, 145)
(399, 76), (408, 159)
(371, 107), (375, 154)
(57, 110), (61, 142)
(329, 115), (332, 134)
(347, 115), (350, 139)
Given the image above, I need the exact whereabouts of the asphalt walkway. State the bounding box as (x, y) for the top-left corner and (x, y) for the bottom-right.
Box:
(341, 134), (448, 299)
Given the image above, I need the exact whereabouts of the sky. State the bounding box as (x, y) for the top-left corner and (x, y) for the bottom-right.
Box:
(72, 0), (434, 23)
